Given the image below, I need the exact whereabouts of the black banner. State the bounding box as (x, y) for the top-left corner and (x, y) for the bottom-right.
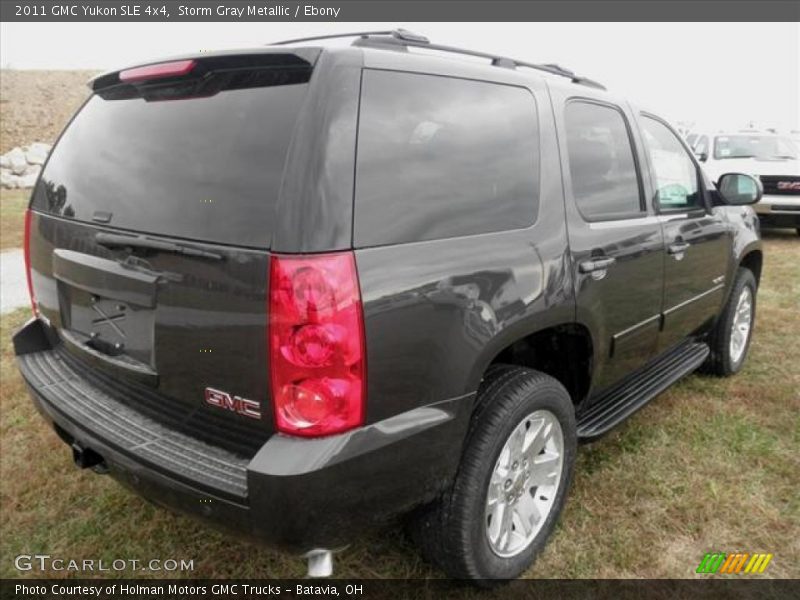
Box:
(4, 579), (800, 600)
(1, 0), (799, 23)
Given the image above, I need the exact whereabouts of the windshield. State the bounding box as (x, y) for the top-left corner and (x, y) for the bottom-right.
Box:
(713, 135), (798, 160)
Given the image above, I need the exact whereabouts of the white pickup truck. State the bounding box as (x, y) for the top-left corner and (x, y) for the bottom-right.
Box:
(695, 132), (800, 234)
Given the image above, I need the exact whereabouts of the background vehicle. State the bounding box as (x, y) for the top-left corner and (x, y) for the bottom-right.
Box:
(14, 30), (764, 581)
(695, 132), (800, 234)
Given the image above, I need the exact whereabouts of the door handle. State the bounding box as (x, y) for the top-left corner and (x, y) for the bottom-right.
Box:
(579, 256), (616, 274)
(668, 241), (691, 255)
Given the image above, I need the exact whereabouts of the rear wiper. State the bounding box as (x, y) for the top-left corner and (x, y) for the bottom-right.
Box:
(95, 232), (223, 261)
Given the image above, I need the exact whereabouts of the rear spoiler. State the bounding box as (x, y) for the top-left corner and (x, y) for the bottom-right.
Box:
(89, 47), (321, 92)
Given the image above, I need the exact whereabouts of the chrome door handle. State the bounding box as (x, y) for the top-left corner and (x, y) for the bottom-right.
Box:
(579, 256), (616, 273)
(668, 241), (691, 255)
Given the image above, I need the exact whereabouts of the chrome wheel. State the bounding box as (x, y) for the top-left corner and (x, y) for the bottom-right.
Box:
(485, 410), (564, 558)
(729, 286), (753, 364)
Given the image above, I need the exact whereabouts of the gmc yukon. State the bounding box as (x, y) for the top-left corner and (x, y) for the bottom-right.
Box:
(15, 30), (764, 581)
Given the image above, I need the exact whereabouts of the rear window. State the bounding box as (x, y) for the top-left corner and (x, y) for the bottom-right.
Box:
(354, 70), (539, 247)
(32, 76), (308, 247)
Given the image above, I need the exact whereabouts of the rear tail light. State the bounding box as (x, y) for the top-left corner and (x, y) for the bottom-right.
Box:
(120, 59), (196, 83)
(23, 209), (38, 316)
(269, 252), (366, 437)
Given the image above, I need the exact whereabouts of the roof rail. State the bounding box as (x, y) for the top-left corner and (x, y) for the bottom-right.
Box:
(268, 29), (605, 90)
(351, 30), (606, 90)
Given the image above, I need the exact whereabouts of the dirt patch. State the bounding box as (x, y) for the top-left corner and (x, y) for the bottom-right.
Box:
(0, 70), (99, 153)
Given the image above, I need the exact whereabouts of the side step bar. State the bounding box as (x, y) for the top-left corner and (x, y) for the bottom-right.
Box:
(577, 341), (710, 441)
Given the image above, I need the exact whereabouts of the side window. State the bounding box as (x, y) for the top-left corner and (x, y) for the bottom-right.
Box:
(355, 70), (539, 247)
(564, 101), (643, 220)
(640, 116), (702, 210)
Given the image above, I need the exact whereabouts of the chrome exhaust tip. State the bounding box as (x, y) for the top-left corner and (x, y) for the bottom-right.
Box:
(305, 549), (333, 578)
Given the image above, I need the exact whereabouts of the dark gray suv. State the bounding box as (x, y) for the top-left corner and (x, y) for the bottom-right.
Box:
(15, 30), (764, 581)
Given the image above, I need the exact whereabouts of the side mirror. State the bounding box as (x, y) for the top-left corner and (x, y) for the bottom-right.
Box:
(695, 150), (708, 162)
(717, 173), (763, 205)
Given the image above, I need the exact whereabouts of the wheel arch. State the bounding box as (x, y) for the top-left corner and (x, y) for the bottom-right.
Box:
(470, 322), (595, 408)
(738, 247), (763, 286)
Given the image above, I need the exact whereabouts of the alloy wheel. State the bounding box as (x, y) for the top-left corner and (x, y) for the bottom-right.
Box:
(729, 286), (753, 364)
(485, 410), (565, 558)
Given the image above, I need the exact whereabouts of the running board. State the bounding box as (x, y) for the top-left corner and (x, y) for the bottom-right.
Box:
(577, 341), (710, 441)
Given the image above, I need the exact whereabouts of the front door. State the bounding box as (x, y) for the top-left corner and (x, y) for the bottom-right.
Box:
(637, 115), (731, 351)
(556, 97), (665, 394)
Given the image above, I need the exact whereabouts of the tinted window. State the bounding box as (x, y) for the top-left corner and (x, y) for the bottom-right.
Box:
(641, 116), (701, 210)
(32, 80), (308, 247)
(355, 70), (539, 246)
(564, 101), (642, 220)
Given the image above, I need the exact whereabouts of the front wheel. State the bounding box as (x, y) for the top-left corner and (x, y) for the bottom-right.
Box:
(702, 267), (757, 376)
(409, 366), (576, 581)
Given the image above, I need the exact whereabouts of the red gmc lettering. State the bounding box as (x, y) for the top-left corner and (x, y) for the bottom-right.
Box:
(204, 388), (261, 419)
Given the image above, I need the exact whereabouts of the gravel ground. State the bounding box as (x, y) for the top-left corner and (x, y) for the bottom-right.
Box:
(0, 69), (99, 153)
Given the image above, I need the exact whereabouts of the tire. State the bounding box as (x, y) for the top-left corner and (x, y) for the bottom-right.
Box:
(408, 365), (576, 582)
(702, 267), (757, 376)
(795, 227), (799, 237)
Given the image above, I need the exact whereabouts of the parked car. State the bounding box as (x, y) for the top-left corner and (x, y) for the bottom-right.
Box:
(694, 131), (800, 234)
(689, 131), (711, 154)
(14, 30), (764, 582)
(684, 131), (715, 159)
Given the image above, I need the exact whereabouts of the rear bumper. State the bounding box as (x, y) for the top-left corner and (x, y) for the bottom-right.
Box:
(14, 318), (472, 553)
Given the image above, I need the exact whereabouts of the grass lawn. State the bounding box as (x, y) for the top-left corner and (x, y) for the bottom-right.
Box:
(0, 189), (29, 250)
(0, 232), (798, 580)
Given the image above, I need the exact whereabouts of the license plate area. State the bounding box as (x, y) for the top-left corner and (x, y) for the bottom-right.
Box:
(63, 289), (155, 366)
(52, 248), (159, 371)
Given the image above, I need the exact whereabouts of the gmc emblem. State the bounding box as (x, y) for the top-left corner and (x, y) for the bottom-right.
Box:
(205, 387), (261, 419)
(777, 181), (800, 191)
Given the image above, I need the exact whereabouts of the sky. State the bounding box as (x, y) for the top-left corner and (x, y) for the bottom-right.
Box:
(1, 21), (798, 132)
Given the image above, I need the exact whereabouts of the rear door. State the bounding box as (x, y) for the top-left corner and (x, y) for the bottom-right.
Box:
(553, 93), (665, 394)
(26, 53), (314, 455)
(636, 114), (731, 351)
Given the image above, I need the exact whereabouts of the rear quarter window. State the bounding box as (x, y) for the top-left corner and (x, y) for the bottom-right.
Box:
(564, 100), (643, 220)
(354, 70), (540, 247)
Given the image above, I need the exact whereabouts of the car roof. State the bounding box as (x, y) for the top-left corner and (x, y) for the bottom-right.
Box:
(94, 31), (614, 102)
(280, 30), (610, 96)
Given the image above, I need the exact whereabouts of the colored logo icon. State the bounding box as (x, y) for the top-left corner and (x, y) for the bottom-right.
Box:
(697, 552), (773, 574)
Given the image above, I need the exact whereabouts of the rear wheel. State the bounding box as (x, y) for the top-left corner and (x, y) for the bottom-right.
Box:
(409, 365), (576, 581)
(702, 268), (757, 376)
